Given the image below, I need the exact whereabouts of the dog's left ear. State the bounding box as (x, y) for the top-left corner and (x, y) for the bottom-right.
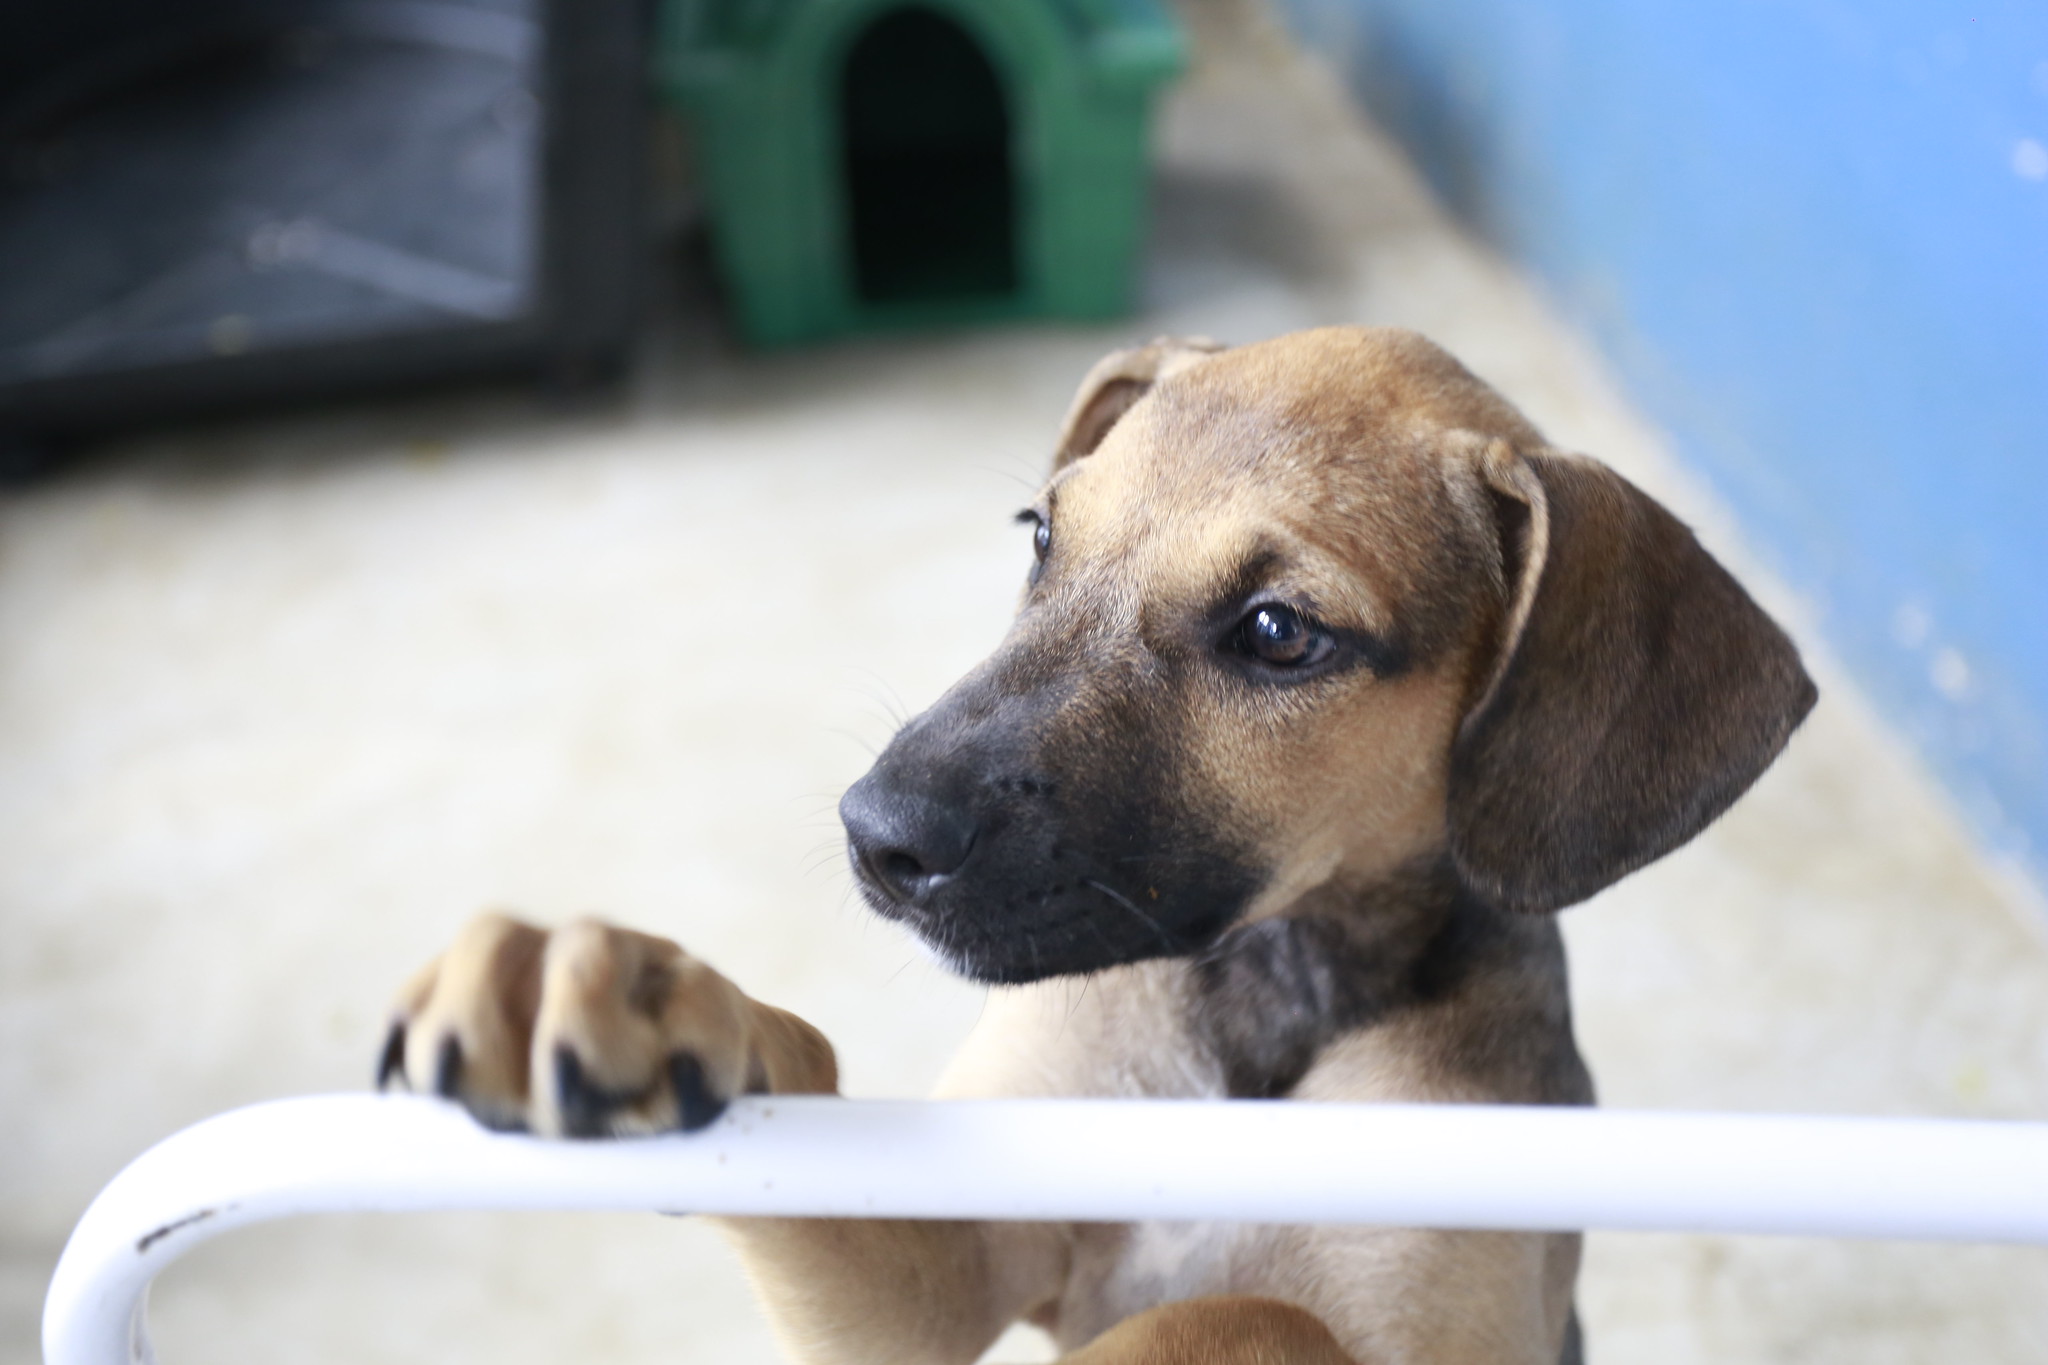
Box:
(1448, 445), (1817, 914)
(1052, 336), (1225, 470)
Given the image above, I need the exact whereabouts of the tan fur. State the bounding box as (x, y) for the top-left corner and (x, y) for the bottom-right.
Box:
(390, 914), (833, 1137)
(1061, 1295), (1358, 1365)
(381, 328), (1813, 1363)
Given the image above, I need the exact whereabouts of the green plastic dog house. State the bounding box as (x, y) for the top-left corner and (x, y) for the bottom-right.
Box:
(657, 0), (1185, 345)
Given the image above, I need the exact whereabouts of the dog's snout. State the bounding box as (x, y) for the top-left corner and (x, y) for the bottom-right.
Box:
(840, 775), (976, 906)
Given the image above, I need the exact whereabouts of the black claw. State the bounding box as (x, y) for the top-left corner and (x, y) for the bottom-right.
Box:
(669, 1053), (729, 1133)
(552, 1045), (724, 1138)
(434, 1035), (464, 1099)
(555, 1043), (613, 1139)
(376, 1020), (407, 1090)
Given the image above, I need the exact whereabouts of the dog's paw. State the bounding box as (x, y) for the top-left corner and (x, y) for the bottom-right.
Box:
(378, 912), (771, 1137)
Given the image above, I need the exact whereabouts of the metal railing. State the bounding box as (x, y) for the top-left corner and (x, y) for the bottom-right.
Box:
(42, 1093), (2048, 1365)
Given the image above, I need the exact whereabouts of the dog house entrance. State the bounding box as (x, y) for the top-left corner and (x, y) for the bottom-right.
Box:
(841, 7), (1016, 305)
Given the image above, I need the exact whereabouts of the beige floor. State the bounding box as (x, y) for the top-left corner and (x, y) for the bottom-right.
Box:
(6, 3), (2048, 1362)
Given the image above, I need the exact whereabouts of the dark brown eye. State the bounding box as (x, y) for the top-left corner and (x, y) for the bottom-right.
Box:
(1033, 518), (1051, 560)
(1235, 604), (1328, 668)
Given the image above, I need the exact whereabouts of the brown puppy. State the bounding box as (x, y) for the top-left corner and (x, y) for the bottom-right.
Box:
(379, 328), (1815, 1364)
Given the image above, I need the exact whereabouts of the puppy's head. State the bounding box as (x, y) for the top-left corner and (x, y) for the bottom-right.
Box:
(841, 328), (1816, 983)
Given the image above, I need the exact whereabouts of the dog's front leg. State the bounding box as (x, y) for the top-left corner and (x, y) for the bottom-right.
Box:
(380, 912), (1063, 1364)
(716, 1215), (1067, 1365)
(1059, 1296), (1357, 1365)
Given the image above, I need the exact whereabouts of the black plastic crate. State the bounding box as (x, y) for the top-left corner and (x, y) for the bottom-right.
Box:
(0, 0), (645, 443)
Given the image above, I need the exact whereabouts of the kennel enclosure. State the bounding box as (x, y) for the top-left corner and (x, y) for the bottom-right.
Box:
(658, 0), (1185, 344)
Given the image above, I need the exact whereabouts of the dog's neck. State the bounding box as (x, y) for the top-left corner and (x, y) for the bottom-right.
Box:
(1187, 857), (1560, 1099)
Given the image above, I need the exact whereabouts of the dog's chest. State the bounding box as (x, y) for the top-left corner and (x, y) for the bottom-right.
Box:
(942, 907), (1461, 1102)
(1051, 1218), (1267, 1347)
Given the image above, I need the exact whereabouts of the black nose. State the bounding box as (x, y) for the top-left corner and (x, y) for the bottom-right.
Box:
(839, 774), (976, 906)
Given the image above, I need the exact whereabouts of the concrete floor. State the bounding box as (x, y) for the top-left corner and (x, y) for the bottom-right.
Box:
(6, 2), (2048, 1362)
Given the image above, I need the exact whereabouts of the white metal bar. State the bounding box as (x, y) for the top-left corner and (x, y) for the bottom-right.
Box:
(43, 1093), (2048, 1365)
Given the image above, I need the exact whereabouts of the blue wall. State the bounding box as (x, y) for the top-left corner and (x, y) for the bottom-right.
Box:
(1278, 0), (2048, 881)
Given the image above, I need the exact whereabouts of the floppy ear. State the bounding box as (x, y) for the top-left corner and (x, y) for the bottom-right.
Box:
(1448, 447), (1817, 914)
(1052, 336), (1225, 470)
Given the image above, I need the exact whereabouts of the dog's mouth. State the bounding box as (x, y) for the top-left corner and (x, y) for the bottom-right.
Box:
(845, 832), (1254, 985)
(835, 643), (1265, 984)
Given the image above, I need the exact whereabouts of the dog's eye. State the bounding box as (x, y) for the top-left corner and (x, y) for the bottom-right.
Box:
(1246, 606), (1311, 664)
(1233, 604), (1332, 668)
(1016, 510), (1051, 569)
